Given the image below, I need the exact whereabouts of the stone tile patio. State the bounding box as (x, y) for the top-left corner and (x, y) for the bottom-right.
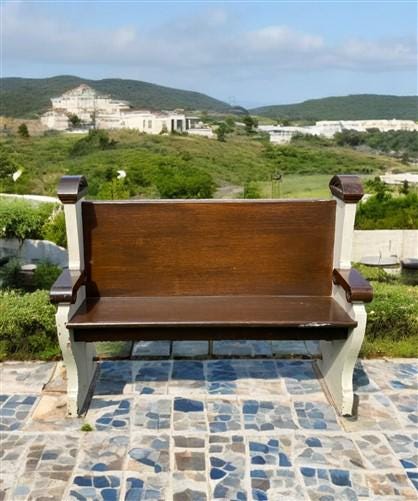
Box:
(0, 342), (417, 500)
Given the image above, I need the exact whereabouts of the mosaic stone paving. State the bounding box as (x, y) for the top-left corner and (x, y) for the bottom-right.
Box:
(0, 356), (417, 500)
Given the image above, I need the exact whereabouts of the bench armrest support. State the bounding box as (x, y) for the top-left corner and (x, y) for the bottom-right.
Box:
(50, 269), (85, 304)
(333, 268), (373, 303)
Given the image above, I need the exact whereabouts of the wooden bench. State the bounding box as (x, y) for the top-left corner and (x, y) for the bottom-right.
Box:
(50, 174), (373, 417)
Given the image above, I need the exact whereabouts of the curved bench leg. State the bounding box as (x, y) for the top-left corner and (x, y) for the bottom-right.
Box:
(56, 304), (97, 417)
(317, 304), (366, 416)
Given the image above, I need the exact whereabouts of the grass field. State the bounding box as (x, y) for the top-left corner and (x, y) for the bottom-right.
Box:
(257, 173), (372, 199)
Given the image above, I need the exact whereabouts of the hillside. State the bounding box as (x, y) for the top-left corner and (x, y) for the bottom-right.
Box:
(251, 94), (418, 121)
(0, 130), (407, 198)
(0, 76), (232, 118)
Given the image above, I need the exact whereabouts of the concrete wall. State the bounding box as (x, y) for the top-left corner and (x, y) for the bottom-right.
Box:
(353, 230), (418, 261)
(0, 239), (68, 267)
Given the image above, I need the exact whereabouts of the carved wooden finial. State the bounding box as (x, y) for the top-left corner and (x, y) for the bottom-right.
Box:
(57, 175), (88, 204)
(329, 175), (364, 203)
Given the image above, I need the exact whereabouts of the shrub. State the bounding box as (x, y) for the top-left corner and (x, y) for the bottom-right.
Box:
(243, 181), (262, 199)
(32, 262), (61, 290)
(0, 258), (22, 289)
(42, 209), (67, 247)
(17, 123), (30, 138)
(356, 192), (418, 229)
(0, 259), (61, 292)
(352, 263), (418, 357)
(155, 165), (215, 198)
(96, 179), (130, 200)
(364, 282), (418, 343)
(0, 199), (55, 241)
(0, 290), (59, 361)
(69, 129), (117, 156)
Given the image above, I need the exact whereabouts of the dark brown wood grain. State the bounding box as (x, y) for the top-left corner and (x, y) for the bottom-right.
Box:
(68, 295), (357, 329)
(74, 325), (348, 343)
(329, 175), (364, 203)
(82, 200), (336, 298)
(57, 175), (88, 204)
(50, 269), (85, 304)
(333, 268), (373, 303)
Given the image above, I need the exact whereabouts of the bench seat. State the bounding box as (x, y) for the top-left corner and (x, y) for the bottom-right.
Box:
(52, 174), (373, 417)
(68, 295), (357, 342)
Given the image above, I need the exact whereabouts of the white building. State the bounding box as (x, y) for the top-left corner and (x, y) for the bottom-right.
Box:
(259, 119), (418, 144)
(41, 85), (213, 137)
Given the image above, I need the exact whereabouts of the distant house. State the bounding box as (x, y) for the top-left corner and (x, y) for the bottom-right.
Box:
(41, 84), (213, 137)
(259, 119), (418, 144)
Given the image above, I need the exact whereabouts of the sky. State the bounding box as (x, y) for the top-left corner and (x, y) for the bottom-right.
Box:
(1, 0), (417, 107)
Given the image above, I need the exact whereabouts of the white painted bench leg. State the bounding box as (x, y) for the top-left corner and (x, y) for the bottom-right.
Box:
(317, 304), (366, 416)
(56, 304), (97, 417)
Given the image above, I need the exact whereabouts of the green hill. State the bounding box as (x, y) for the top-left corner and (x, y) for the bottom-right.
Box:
(0, 75), (232, 118)
(251, 95), (418, 121)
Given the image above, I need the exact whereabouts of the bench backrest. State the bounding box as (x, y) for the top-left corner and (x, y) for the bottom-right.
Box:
(81, 199), (336, 298)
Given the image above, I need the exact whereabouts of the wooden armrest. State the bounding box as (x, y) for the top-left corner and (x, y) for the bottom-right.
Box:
(50, 270), (85, 304)
(333, 268), (373, 303)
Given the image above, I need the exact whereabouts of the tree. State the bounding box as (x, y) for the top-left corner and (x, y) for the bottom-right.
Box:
(400, 180), (410, 195)
(243, 181), (261, 199)
(243, 115), (258, 135)
(401, 152), (410, 165)
(17, 123), (29, 138)
(68, 114), (82, 128)
(216, 123), (228, 142)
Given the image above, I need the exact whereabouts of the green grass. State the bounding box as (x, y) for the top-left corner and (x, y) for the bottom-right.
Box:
(258, 173), (374, 199)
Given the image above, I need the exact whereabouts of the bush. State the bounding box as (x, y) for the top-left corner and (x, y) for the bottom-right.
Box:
(69, 129), (117, 156)
(0, 290), (59, 361)
(0, 199), (55, 241)
(17, 123), (30, 138)
(42, 209), (67, 247)
(352, 263), (418, 357)
(364, 282), (418, 343)
(0, 258), (22, 289)
(32, 262), (61, 290)
(0, 259), (61, 292)
(155, 165), (215, 198)
(355, 192), (418, 229)
(243, 181), (262, 199)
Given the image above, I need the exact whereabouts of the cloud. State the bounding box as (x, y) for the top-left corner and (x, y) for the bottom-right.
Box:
(2, 2), (416, 75)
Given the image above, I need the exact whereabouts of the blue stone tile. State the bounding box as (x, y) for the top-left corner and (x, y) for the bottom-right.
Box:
(306, 437), (322, 447)
(74, 476), (92, 487)
(330, 469), (351, 487)
(174, 397), (204, 412)
(301, 467), (315, 477)
(172, 361), (205, 381)
(407, 471), (418, 491)
(211, 468), (227, 480)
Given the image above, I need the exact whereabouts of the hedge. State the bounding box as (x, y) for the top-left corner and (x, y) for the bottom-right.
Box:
(0, 290), (59, 361)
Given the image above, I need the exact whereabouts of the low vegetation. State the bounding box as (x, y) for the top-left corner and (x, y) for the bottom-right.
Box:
(354, 264), (418, 357)
(356, 192), (418, 230)
(335, 129), (418, 159)
(0, 130), (408, 199)
(0, 290), (59, 361)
